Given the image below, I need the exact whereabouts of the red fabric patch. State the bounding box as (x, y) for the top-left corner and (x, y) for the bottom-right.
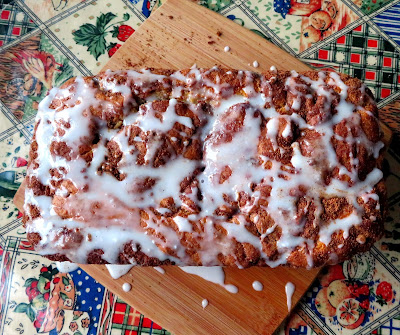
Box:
(383, 57), (392, 67)
(350, 53), (361, 63)
(142, 317), (152, 328)
(367, 39), (378, 48)
(153, 322), (163, 330)
(365, 71), (376, 80)
(337, 36), (346, 44)
(124, 330), (137, 335)
(112, 312), (125, 324)
(127, 312), (141, 326)
(114, 302), (127, 313)
(354, 25), (362, 32)
(12, 27), (21, 35)
(381, 88), (391, 98)
(1, 10), (10, 20)
(318, 49), (329, 60)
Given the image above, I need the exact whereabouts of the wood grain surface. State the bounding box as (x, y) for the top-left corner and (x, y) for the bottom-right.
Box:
(13, 0), (392, 334)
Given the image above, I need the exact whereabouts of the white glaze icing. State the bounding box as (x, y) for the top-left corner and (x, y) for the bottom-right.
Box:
(24, 67), (384, 267)
(122, 283), (132, 292)
(252, 281), (263, 291)
(180, 266), (238, 294)
(285, 282), (295, 311)
(105, 264), (133, 279)
(56, 261), (79, 273)
(173, 216), (193, 233)
(154, 266), (165, 274)
(202, 299), (208, 309)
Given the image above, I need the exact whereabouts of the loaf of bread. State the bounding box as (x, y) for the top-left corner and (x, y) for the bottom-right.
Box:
(23, 67), (386, 267)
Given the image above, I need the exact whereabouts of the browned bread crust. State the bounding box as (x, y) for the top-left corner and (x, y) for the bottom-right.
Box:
(23, 68), (386, 267)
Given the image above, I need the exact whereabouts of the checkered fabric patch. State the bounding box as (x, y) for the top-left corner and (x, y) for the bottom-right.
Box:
(111, 298), (171, 335)
(374, 1), (400, 47)
(300, 282), (323, 321)
(372, 313), (400, 335)
(0, 1), (36, 47)
(305, 23), (400, 101)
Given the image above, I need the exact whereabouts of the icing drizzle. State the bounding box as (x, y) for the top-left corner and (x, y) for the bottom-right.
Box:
(24, 67), (385, 267)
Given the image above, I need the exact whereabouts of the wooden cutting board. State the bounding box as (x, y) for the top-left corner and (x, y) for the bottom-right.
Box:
(13, 0), (392, 334)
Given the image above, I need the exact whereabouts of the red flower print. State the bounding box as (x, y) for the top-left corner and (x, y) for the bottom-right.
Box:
(69, 321), (78, 332)
(376, 281), (393, 305)
(64, 298), (73, 308)
(16, 157), (28, 167)
(108, 44), (121, 57)
(53, 277), (60, 284)
(72, 12), (131, 60)
(356, 284), (370, 296)
(81, 317), (90, 328)
(349, 283), (370, 297)
(43, 292), (50, 301)
(26, 285), (40, 302)
(40, 267), (48, 273)
(117, 25), (135, 41)
(359, 299), (369, 310)
(34, 309), (46, 329)
(33, 320), (41, 329)
(37, 309), (46, 321)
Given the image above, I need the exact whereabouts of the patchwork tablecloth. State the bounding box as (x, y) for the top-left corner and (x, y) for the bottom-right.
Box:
(0, 0), (399, 334)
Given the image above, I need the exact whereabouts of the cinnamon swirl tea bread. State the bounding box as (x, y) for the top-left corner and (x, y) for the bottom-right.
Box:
(23, 67), (386, 268)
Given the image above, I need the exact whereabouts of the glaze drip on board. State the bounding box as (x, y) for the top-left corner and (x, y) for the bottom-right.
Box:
(154, 266), (166, 274)
(24, 67), (385, 267)
(105, 264), (134, 279)
(180, 266), (238, 294)
(285, 282), (295, 311)
(56, 261), (79, 273)
(122, 282), (132, 292)
(252, 281), (263, 291)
